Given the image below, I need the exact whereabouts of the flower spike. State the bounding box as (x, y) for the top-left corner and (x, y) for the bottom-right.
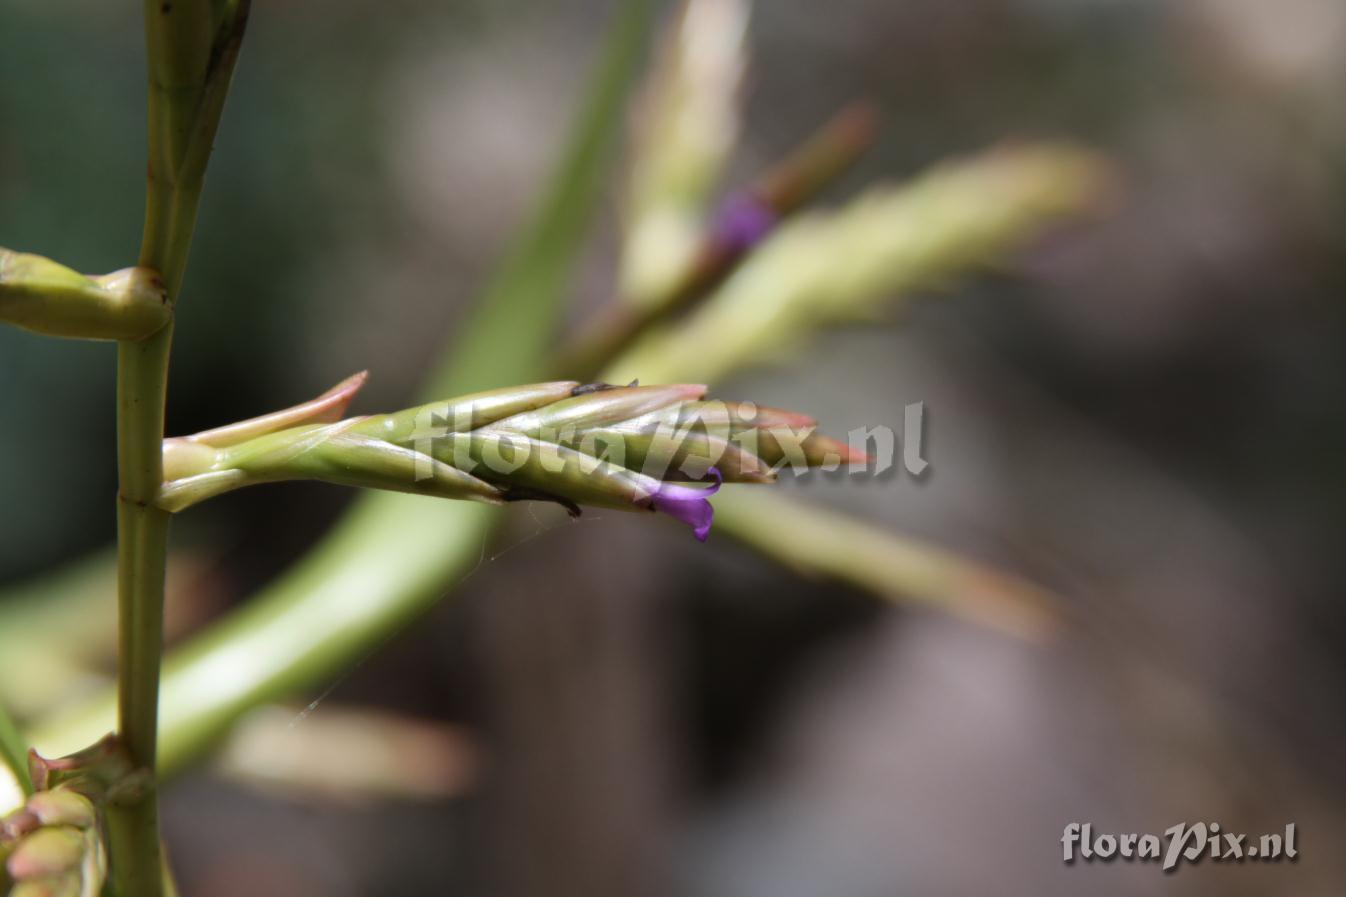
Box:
(159, 373), (857, 539)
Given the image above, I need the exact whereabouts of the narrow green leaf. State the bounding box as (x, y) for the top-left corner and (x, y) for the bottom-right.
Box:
(711, 488), (1059, 640)
(0, 701), (32, 809)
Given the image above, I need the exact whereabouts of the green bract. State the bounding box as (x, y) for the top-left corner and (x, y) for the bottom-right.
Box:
(1, 788), (105, 897)
(0, 249), (170, 342)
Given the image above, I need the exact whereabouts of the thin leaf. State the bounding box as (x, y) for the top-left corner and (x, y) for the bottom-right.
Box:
(711, 488), (1059, 640)
(0, 702), (31, 811)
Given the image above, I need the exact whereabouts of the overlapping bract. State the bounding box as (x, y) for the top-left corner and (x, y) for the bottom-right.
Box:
(0, 789), (102, 897)
(159, 375), (859, 540)
(0, 740), (126, 897)
(0, 248), (170, 342)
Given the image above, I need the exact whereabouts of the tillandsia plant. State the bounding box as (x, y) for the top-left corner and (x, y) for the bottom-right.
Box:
(0, 0), (1112, 893)
(157, 374), (861, 538)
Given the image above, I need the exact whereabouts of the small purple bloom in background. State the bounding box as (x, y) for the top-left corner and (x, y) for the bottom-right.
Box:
(650, 468), (723, 542)
(713, 193), (777, 253)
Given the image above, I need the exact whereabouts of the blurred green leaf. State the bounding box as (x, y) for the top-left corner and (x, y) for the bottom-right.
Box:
(605, 143), (1112, 385)
(0, 554), (118, 722)
(711, 489), (1059, 640)
(214, 703), (479, 803)
(0, 702), (31, 811)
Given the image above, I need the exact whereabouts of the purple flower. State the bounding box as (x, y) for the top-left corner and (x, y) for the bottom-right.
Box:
(713, 193), (777, 253)
(649, 468), (722, 542)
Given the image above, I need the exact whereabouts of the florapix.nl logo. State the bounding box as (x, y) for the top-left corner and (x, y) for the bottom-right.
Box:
(1062, 822), (1297, 873)
(407, 396), (931, 483)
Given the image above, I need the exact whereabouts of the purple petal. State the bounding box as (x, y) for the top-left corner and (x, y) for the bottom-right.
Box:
(714, 193), (777, 253)
(650, 468), (722, 542)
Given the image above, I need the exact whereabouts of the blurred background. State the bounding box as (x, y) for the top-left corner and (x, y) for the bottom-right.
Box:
(3, 0), (1346, 894)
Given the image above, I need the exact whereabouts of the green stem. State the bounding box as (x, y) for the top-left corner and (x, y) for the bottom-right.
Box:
(107, 101), (200, 897)
(107, 338), (173, 897)
(105, 3), (247, 894)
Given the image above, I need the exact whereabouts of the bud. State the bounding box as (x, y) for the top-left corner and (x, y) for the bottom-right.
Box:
(3, 752), (114, 896)
(22, 793), (94, 832)
(0, 248), (170, 342)
(1, 812), (102, 897)
(6, 827), (84, 879)
(158, 374), (851, 540)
